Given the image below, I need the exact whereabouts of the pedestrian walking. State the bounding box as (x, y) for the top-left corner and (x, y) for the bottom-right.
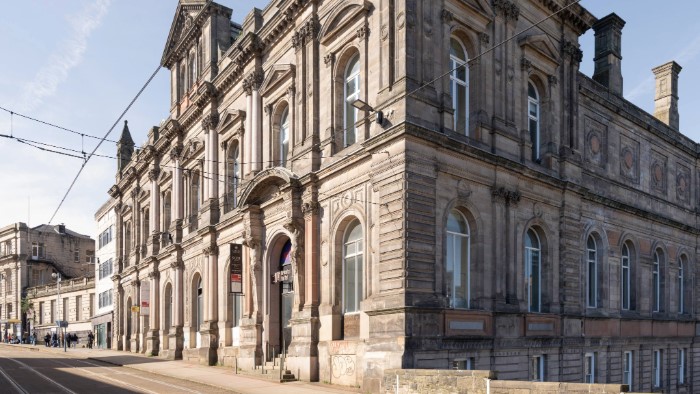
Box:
(87, 331), (94, 349)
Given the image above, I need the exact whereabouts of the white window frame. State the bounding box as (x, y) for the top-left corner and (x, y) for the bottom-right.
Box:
(679, 348), (687, 385)
(343, 55), (360, 148)
(446, 210), (470, 309)
(653, 349), (662, 387)
(678, 257), (685, 314)
(531, 355), (545, 382)
(342, 222), (363, 314)
(584, 353), (595, 383)
(586, 236), (598, 308)
(623, 351), (633, 390)
(621, 243), (631, 310)
(528, 81), (541, 161)
(653, 251), (661, 312)
(280, 107), (289, 166)
(449, 37), (469, 135)
(525, 229), (542, 313)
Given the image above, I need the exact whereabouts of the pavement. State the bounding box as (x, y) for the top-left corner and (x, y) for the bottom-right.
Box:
(0, 342), (363, 394)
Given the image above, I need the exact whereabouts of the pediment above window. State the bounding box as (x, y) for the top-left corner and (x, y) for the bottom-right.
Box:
(519, 34), (560, 75)
(260, 64), (295, 96)
(319, 0), (372, 46)
(218, 109), (246, 134)
(161, 1), (208, 68)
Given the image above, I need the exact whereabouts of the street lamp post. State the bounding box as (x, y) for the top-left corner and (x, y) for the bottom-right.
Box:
(51, 272), (66, 352)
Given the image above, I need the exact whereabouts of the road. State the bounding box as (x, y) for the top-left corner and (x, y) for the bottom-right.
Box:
(0, 347), (232, 394)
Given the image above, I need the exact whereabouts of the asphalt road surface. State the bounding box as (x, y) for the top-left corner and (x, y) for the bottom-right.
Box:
(0, 347), (233, 394)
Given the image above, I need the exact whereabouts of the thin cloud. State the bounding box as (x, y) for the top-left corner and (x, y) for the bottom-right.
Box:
(627, 33), (700, 101)
(18, 0), (110, 112)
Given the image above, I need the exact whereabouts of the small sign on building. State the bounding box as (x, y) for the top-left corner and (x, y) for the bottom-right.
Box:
(230, 243), (243, 294)
(140, 284), (150, 316)
(131, 306), (140, 313)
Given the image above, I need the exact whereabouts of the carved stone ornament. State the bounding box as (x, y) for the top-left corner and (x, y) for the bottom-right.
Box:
(548, 75), (558, 87)
(108, 185), (121, 198)
(302, 201), (321, 216)
(356, 24), (370, 41)
(148, 168), (160, 181)
(494, 0), (520, 21)
(324, 53), (335, 67)
(201, 113), (220, 131)
(440, 9), (453, 23)
(292, 15), (319, 50)
(147, 270), (160, 280)
(170, 145), (183, 161)
(521, 57), (532, 72)
(478, 32), (490, 45)
(562, 40), (583, 64)
(130, 186), (141, 199)
(203, 244), (219, 256)
(491, 186), (521, 206)
(676, 166), (691, 202)
(242, 70), (264, 95)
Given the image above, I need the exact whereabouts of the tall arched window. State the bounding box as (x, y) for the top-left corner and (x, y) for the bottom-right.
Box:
(280, 107), (289, 166)
(678, 256), (686, 314)
(163, 191), (172, 231)
(190, 172), (200, 216)
(446, 210), (470, 308)
(450, 38), (469, 135)
(586, 236), (598, 308)
(525, 229), (541, 312)
(188, 53), (196, 91)
(125, 221), (132, 259)
(344, 54), (360, 147)
(225, 145), (240, 212)
(143, 208), (150, 244)
(343, 221), (363, 313)
(164, 284), (172, 332)
(528, 81), (541, 161)
(653, 250), (662, 312)
(621, 243), (631, 310)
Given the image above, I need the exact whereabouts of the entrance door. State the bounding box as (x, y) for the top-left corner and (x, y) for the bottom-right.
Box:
(279, 240), (293, 354)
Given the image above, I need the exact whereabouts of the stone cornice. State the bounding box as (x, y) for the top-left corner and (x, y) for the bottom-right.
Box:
(535, 0), (596, 36)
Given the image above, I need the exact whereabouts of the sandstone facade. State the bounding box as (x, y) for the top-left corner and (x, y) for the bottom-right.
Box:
(108, 0), (698, 392)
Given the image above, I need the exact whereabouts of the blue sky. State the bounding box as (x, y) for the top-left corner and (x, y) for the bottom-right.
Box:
(0, 0), (696, 236)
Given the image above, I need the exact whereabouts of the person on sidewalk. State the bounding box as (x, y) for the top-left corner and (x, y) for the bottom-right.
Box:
(87, 331), (94, 349)
(44, 333), (50, 347)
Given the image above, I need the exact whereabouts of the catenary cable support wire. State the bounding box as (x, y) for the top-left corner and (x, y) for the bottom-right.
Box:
(48, 64), (162, 225)
(0, 105), (119, 143)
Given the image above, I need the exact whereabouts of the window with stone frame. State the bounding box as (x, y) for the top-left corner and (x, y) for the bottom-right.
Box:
(586, 235), (598, 308)
(528, 81), (541, 162)
(279, 106), (290, 167)
(525, 228), (542, 312)
(678, 254), (688, 314)
(621, 242), (632, 310)
(32, 242), (45, 258)
(450, 37), (469, 135)
(653, 349), (663, 387)
(653, 249), (664, 313)
(163, 191), (172, 231)
(224, 142), (240, 213)
(343, 220), (363, 314)
(343, 54), (360, 147)
(446, 209), (471, 309)
(623, 351), (633, 390)
(584, 352), (596, 383)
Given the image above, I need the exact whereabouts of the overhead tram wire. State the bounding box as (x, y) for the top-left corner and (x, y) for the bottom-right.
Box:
(44, 1), (583, 223)
(48, 64), (162, 225)
(0, 105), (119, 144)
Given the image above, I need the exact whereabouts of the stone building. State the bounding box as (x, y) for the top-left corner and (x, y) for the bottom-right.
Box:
(27, 276), (95, 343)
(0, 223), (94, 339)
(92, 199), (117, 348)
(108, 0), (698, 392)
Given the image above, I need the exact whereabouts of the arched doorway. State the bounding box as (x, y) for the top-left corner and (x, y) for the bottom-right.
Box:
(267, 238), (294, 358)
(192, 275), (203, 348)
(279, 239), (293, 353)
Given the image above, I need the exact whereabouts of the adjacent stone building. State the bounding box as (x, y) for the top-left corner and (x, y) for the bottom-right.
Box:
(0, 223), (94, 339)
(108, 0), (698, 392)
(28, 275), (95, 342)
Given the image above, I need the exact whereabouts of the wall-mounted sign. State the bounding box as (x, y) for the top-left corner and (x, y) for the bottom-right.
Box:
(131, 306), (140, 313)
(140, 283), (150, 316)
(273, 269), (291, 283)
(230, 244), (243, 293)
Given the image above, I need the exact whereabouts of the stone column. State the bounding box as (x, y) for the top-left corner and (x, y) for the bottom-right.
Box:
(200, 114), (220, 226)
(238, 206), (263, 369)
(113, 283), (123, 350)
(251, 85), (262, 173)
(166, 259), (184, 360)
(244, 93), (253, 177)
(243, 71), (264, 175)
(145, 270), (160, 356)
(170, 146), (184, 243)
(132, 279), (141, 353)
(199, 243), (219, 365)
(149, 168), (160, 256)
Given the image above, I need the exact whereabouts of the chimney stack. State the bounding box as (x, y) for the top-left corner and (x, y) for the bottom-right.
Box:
(653, 61), (682, 130)
(592, 13), (626, 95)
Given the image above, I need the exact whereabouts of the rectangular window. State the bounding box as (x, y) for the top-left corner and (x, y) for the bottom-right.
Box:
(75, 295), (82, 321)
(623, 351), (633, 390)
(531, 355), (545, 382)
(653, 349), (663, 387)
(621, 253), (630, 310)
(62, 298), (68, 321)
(74, 250), (80, 263)
(89, 293), (94, 317)
(38, 302), (43, 325)
(679, 348), (687, 385)
(233, 293), (241, 327)
(584, 353), (596, 383)
(452, 358), (475, 370)
(50, 300), (56, 323)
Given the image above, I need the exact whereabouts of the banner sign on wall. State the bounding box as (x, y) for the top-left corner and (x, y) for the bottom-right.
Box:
(230, 243), (243, 293)
(140, 284), (150, 316)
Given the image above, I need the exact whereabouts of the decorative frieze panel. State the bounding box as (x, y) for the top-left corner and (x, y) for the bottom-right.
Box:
(619, 135), (639, 183)
(584, 117), (607, 168)
(650, 151), (667, 194)
(676, 163), (691, 203)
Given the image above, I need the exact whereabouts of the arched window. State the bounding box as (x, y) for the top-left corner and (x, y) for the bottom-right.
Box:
(450, 37), (469, 135)
(164, 284), (172, 332)
(446, 210), (470, 308)
(525, 229), (541, 312)
(280, 107), (289, 166)
(143, 208), (150, 244)
(178, 63), (185, 101)
(343, 221), (363, 313)
(678, 255), (686, 314)
(225, 145), (240, 212)
(528, 81), (541, 161)
(621, 243), (631, 310)
(124, 221), (132, 259)
(190, 172), (200, 216)
(344, 54), (360, 147)
(188, 53), (196, 91)
(586, 236), (598, 308)
(653, 250), (662, 312)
